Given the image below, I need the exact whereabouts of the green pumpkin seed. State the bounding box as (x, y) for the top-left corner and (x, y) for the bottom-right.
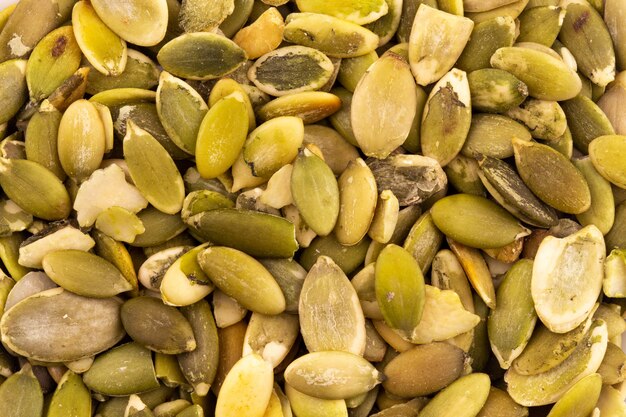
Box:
(157, 32), (246, 80)
(299, 256), (366, 355)
(303, 125), (360, 175)
(124, 121), (185, 214)
(0, 365), (43, 417)
(243, 116), (304, 178)
(383, 342), (466, 398)
(72, 1), (127, 76)
(195, 92), (249, 179)
(208, 77), (256, 132)
(294, 0), (388, 25)
(47, 370), (92, 417)
(506, 98), (567, 142)
(402, 211), (443, 273)
(573, 157), (615, 235)
(258, 91), (342, 124)
(487, 259), (537, 369)
(476, 387), (528, 417)
(589, 135), (626, 190)
(284, 351), (383, 400)
(95, 206), (145, 243)
(444, 155), (486, 197)
(156, 72), (208, 155)
(597, 342), (626, 384)
(42, 249), (132, 298)
(1, 288), (124, 362)
(351, 52), (417, 158)
(86, 49), (160, 95)
(368, 190), (399, 244)
(593, 303), (626, 339)
(461, 114), (531, 159)
(490, 46), (582, 101)
(284, 13), (379, 58)
(214, 354), (273, 417)
(92, 88), (156, 107)
(179, 0), (234, 32)
(337, 51), (378, 93)
(23, 104), (63, 180)
(545, 373), (601, 417)
(505, 319), (608, 406)
(218, 0), (254, 37)
(249, 46), (335, 96)
(177, 300), (219, 396)
(513, 138), (591, 214)
(125, 395), (155, 417)
(517, 6), (564, 46)
(363, 0), (402, 46)
(456, 16), (516, 73)
(0, 59), (27, 125)
(467, 69), (528, 113)
(131, 207), (187, 248)
(198, 246), (285, 315)
(605, 0), (626, 71)
(26, 26), (81, 102)
(84, 342), (160, 396)
(559, 1), (615, 87)
(418, 373), (490, 417)
(561, 95), (615, 153)
(258, 259), (306, 314)
(408, 4), (474, 86)
(243, 312), (299, 367)
(448, 240), (496, 310)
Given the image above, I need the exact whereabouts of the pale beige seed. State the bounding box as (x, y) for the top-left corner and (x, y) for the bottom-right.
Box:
(233, 7), (284, 60)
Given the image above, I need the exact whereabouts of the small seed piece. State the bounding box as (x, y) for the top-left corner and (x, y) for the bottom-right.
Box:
(418, 373), (491, 417)
(179, 0), (234, 33)
(408, 5), (474, 86)
(284, 351), (382, 400)
(243, 312), (299, 368)
(448, 240), (496, 310)
(604, 249), (626, 298)
(160, 244), (214, 307)
(233, 7), (284, 60)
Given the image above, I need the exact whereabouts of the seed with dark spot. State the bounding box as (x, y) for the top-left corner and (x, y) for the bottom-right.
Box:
(573, 11), (589, 32)
(51, 36), (68, 58)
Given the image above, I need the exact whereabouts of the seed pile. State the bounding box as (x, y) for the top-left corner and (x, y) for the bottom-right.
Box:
(0, 0), (624, 416)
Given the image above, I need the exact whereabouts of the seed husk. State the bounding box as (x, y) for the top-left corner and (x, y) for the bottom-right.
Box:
(300, 256), (366, 355)
(72, 1), (127, 77)
(456, 16), (516, 73)
(284, 351), (383, 400)
(157, 32), (247, 80)
(513, 138), (591, 214)
(418, 373), (491, 417)
(294, 0), (388, 25)
(0, 364), (43, 417)
(83, 342), (160, 397)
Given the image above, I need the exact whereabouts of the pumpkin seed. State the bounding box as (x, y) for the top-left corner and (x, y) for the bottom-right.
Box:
(285, 382), (348, 417)
(456, 16), (516, 73)
(0, 364), (43, 417)
(597, 342), (626, 384)
(232, 7), (284, 60)
(476, 387), (528, 417)
(86, 49), (160, 96)
(418, 373), (491, 417)
(258, 91), (342, 123)
(179, 0), (234, 33)
(589, 135), (626, 190)
(243, 312), (299, 367)
(294, 0), (388, 25)
(506, 98), (567, 142)
(448, 240), (496, 310)
(604, 249), (626, 298)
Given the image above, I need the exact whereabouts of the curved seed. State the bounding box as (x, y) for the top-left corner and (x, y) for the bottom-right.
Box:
(156, 72), (208, 155)
(284, 13), (379, 58)
(597, 342), (626, 385)
(444, 154), (487, 197)
(179, 0), (234, 32)
(95, 206), (145, 243)
(294, 0), (388, 25)
(383, 343), (466, 398)
(233, 7), (284, 60)
(420, 68), (472, 167)
(487, 259), (537, 369)
(215, 354), (274, 417)
(0, 288), (124, 362)
(545, 373), (601, 417)
(83, 342), (160, 397)
(198, 246), (286, 315)
(124, 121), (185, 214)
(448, 240), (496, 310)
(300, 256), (366, 355)
(91, 88), (156, 107)
(513, 139), (591, 214)
(259, 259), (306, 314)
(408, 4), (474, 86)
(243, 312), (299, 367)
(90, 0), (168, 46)
(42, 249), (132, 298)
(505, 320), (608, 406)
(284, 351), (382, 400)
(0, 365), (43, 417)
(47, 370), (91, 417)
(72, 1), (127, 76)
(419, 373), (491, 417)
(258, 91), (342, 123)
(589, 135), (626, 190)
(86, 49), (160, 95)
(0, 158), (71, 221)
(573, 157), (615, 235)
(177, 300), (219, 396)
(368, 190), (399, 244)
(403, 211), (443, 273)
(160, 244), (214, 307)
(0, 59), (27, 125)
(243, 116), (304, 178)
(532, 226), (605, 333)
(490, 46), (581, 101)
(249, 46), (334, 96)
(157, 32), (246, 80)
(220, 0), (255, 37)
(25, 26), (81, 102)
(506, 99), (567, 142)
(351, 51), (417, 158)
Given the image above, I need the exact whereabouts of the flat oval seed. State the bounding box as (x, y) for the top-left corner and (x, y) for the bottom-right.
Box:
(291, 148), (339, 236)
(284, 351), (382, 400)
(532, 225), (605, 334)
(58, 99), (106, 182)
(461, 114), (531, 159)
(573, 157), (615, 235)
(284, 13), (379, 58)
(26, 26), (82, 102)
(197, 246), (286, 315)
(42, 249), (132, 298)
(248, 46), (335, 96)
(294, 0), (388, 25)
(83, 342), (160, 396)
(431, 194), (529, 249)
(157, 32), (247, 80)
(487, 259), (537, 369)
(124, 121), (185, 214)
(0, 288), (124, 362)
(0, 158), (71, 221)
(589, 135), (626, 190)
(195, 92), (249, 179)
(299, 256), (366, 355)
(91, 0), (168, 46)
(156, 71), (208, 155)
(47, 371), (91, 417)
(215, 354), (273, 417)
(335, 158), (377, 245)
(121, 296), (196, 354)
(72, 1), (127, 76)
(383, 342), (466, 398)
(286, 383), (349, 417)
(351, 52), (417, 158)
(408, 4), (474, 86)
(419, 373), (491, 417)
(375, 244), (425, 334)
(0, 59), (27, 125)
(0, 365), (43, 417)
(258, 91), (342, 123)
(513, 139), (591, 214)
(561, 95), (615, 153)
